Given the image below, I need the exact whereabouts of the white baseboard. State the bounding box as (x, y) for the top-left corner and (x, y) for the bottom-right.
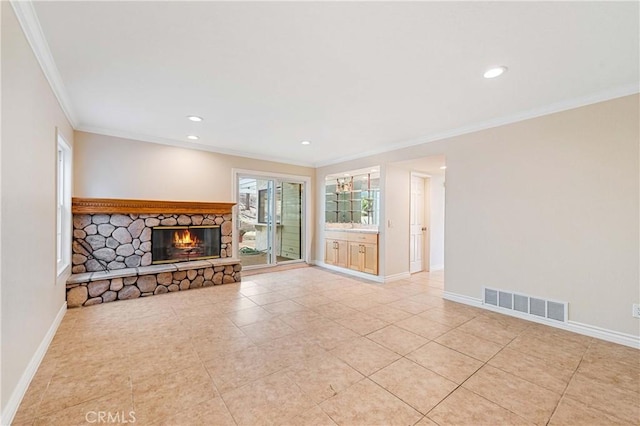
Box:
(315, 261), (384, 283)
(384, 272), (411, 282)
(429, 264), (444, 271)
(443, 291), (639, 349)
(1, 302), (67, 425)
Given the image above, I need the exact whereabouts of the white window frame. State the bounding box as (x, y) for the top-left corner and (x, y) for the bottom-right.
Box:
(57, 132), (72, 282)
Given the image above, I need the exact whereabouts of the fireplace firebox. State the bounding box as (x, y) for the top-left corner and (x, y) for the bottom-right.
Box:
(152, 226), (221, 264)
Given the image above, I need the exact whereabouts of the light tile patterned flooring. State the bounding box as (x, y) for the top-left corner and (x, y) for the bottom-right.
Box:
(13, 267), (640, 425)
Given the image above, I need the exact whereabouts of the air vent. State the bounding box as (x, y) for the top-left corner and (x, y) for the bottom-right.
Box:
(547, 301), (566, 322)
(513, 294), (528, 313)
(530, 298), (546, 317)
(498, 291), (513, 309)
(483, 287), (567, 323)
(484, 288), (498, 306)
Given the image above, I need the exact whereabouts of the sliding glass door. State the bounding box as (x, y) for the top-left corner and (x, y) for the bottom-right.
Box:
(237, 175), (304, 268)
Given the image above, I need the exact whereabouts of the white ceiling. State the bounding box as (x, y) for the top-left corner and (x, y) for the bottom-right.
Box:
(30, 1), (639, 167)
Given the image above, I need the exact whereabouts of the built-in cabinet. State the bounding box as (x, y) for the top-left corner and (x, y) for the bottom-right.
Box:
(324, 167), (380, 276)
(325, 231), (378, 275)
(325, 234), (348, 268)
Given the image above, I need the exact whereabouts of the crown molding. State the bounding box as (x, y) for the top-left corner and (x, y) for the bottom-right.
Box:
(75, 125), (316, 168)
(315, 84), (640, 167)
(10, 0), (78, 128)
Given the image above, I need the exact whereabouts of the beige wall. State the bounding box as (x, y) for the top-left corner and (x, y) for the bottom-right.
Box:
(383, 164), (411, 277)
(74, 131), (314, 202)
(316, 94), (639, 337)
(1, 2), (74, 414)
(73, 131), (317, 259)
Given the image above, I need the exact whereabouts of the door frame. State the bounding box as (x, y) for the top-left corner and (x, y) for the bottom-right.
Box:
(232, 169), (311, 268)
(410, 172), (431, 273)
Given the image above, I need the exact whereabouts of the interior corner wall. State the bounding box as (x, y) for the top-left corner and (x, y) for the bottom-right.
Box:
(443, 94), (639, 336)
(316, 94), (639, 338)
(429, 175), (445, 270)
(1, 1), (74, 414)
(383, 164), (411, 277)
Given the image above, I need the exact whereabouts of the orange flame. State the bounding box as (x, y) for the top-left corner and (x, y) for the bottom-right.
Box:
(173, 230), (199, 248)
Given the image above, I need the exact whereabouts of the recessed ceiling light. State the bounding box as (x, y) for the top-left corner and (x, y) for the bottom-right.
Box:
(483, 66), (508, 79)
(301, 140), (311, 145)
(187, 135), (199, 140)
(440, 166), (447, 170)
(187, 116), (203, 122)
(371, 169), (377, 172)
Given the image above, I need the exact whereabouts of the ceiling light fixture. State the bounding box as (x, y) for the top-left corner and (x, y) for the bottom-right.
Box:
(440, 166), (447, 170)
(187, 135), (199, 140)
(483, 66), (508, 79)
(301, 140), (311, 145)
(187, 116), (203, 122)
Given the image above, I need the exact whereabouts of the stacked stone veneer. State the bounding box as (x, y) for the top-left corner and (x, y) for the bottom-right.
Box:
(66, 259), (241, 308)
(72, 213), (232, 273)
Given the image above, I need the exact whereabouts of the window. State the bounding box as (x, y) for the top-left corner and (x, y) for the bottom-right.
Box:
(57, 134), (72, 278)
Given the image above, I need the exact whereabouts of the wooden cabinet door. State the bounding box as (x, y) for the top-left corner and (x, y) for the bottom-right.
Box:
(361, 243), (378, 275)
(325, 239), (337, 265)
(326, 239), (349, 268)
(347, 242), (362, 271)
(335, 240), (349, 268)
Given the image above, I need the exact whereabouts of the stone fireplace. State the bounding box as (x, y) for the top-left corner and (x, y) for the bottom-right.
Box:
(66, 198), (241, 307)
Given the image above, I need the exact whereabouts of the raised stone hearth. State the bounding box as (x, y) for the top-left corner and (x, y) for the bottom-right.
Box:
(66, 258), (241, 308)
(67, 198), (240, 307)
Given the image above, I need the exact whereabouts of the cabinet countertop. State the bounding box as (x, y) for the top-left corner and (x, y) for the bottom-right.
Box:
(324, 228), (379, 234)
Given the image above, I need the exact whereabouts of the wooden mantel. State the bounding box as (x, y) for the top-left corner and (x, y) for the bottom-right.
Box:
(72, 197), (235, 215)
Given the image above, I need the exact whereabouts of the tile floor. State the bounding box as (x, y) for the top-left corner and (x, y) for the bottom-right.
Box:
(12, 267), (640, 425)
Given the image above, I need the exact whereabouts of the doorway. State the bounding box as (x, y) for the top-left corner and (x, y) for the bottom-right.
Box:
(395, 154), (446, 275)
(410, 174), (430, 273)
(236, 173), (306, 268)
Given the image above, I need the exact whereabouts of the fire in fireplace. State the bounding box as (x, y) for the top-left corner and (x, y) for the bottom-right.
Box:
(152, 226), (220, 264)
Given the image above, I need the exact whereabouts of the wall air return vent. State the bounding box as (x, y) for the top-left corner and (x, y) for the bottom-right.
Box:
(484, 288), (498, 306)
(483, 287), (567, 323)
(498, 291), (513, 309)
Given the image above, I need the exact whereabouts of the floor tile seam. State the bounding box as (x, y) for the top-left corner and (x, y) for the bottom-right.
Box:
(502, 336), (581, 367)
(547, 343), (595, 423)
(575, 362), (640, 392)
(367, 372), (440, 417)
(558, 393), (633, 424)
(461, 350), (563, 426)
(363, 332), (426, 357)
(433, 332), (504, 364)
(483, 357), (569, 398)
(360, 376), (424, 419)
(444, 378), (534, 425)
(11, 381), (49, 426)
(213, 385), (240, 426)
(330, 347), (398, 379)
(216, 361), (292, 400)
(218, 367), (307, 425)
(398, 355), (462, 387)
(35, 385), (134, 421)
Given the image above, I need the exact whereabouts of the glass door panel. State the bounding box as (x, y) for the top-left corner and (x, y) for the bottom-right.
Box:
(278, 182), (302, 261)
(238, 177), (272, 267)
(238, 176), (304, 268)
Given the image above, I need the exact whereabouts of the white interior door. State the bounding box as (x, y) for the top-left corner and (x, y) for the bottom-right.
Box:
(410, 175), (426, 273)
